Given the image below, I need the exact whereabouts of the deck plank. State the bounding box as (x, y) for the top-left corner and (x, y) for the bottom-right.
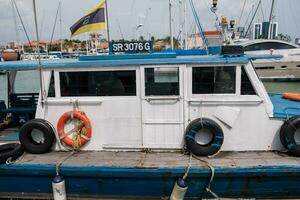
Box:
(14, 151), (300, 169)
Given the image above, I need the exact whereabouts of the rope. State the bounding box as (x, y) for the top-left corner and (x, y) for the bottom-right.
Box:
(72, 120), (86, 151)
(191, 154), (220, 199)
(5, 151), (26, 165)
(55, 151), (75, 176)
(182, 154), (192, 180)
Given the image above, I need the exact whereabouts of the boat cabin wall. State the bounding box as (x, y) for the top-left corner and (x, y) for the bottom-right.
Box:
(35, 62), (284, 152)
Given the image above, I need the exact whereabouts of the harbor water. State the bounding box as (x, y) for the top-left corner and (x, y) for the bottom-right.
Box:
(0, 72), (300, 103)
(0, 72), (39, 104)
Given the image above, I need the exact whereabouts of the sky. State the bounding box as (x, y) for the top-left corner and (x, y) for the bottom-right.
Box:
(0, 0), (300, 45)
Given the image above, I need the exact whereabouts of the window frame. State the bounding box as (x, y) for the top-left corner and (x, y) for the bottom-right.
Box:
(240, 65), (258, 96)
(141, 65), (183, 98)
(47, 70), (56, 98)
(55, 67), (139, 98)
(189, 64), (239, 97)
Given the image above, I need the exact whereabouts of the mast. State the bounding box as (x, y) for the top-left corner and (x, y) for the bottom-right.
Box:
(184, 0), (188, 49)
(244, 0), (261, 39)
(59, 1), (63, 54)
(268, 0), (276, 39)
(105, 0), (110, 43)
(49, 3), (60, 53)
(12, 0), (34, 51)
(11, 0), (20, 47)
(32, 0), (45, 107)
(169, 0), (174, 49)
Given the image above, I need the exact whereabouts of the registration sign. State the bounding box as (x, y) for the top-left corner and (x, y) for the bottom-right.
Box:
(110, 41), (153, 54)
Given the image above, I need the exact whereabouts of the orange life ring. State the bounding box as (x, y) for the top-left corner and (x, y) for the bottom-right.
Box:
(57, 111), (92, 148)
(282, 93), (300, 102)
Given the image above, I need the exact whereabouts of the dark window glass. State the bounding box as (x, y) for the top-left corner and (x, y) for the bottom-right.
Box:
(255, 66), (275, 70)
(244, 42), (296, 51)
(48, 71), (55, 97)
(145, 67), (179, 96)
(192, 66), (236, 94)
(241, 66), (256, 95)
(60, 70), (136, 96)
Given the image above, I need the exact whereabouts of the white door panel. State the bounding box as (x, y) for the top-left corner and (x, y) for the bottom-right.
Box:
(141, 66), (184, 148)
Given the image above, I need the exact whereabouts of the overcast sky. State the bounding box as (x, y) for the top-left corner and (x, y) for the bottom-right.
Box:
(0, 0), (300, 45)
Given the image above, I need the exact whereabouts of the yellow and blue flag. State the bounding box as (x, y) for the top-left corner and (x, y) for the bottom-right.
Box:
(70, 0), (106, 37)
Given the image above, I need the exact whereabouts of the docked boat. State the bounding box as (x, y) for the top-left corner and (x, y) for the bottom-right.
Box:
(0, 48), (300, 199)
(238, 39), (300, 81)
(1, 49), (20, 62)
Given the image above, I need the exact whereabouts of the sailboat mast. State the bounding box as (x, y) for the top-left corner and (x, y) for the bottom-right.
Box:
(32, 0), (45, 107)
(169, 0), (174, 49)
(184, 0), (187, 49)
(268, 0), (276, 39)
(59, 1), (63, 54)
(11, 0), (20, 47)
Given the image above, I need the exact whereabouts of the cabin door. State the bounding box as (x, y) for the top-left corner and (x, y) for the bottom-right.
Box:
(141, 65), (184, 148)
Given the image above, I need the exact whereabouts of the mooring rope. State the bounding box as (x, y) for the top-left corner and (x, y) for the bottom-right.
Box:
(182, 153), (220, 199)
(55, 151), (76, 176)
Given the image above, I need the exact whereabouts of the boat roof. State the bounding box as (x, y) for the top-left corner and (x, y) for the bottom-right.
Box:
(236, 39), (300, 48)
(0, 53), (283, 71)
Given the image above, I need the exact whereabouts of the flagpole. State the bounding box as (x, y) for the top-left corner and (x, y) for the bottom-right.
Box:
(105, 0), (110, 43)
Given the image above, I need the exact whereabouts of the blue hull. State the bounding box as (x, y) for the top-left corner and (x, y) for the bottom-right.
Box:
(0, 164), (299, 198)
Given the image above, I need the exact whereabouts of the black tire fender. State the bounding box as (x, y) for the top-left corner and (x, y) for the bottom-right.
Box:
(280, 116), (299, 148)
(19, 119), (55, 154)
(280, 116), (300, 157)
(185, 118), (224, 156)
(0, 143), (24, 164)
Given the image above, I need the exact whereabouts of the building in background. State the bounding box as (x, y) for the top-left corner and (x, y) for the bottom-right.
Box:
(187, 31), (222, 49)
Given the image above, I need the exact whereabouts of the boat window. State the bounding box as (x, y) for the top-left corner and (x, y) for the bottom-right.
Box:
(241, 66), (256, 95)
(60, 70), (136, 97)
(145, 67), (179, 96)
(244, 42), (296, 51)
(192, 66), (236, 94)
(281, 66), (287, 69)
(48, 71), (55, 97)
(297, 65), (300, 68)
(255, 66), (275, 70)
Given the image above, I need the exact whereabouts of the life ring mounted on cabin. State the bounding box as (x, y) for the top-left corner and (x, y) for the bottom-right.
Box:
(57, 111), (92, 149)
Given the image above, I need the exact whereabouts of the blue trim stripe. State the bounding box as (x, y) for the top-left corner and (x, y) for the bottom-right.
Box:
(79, 53), (177, 61)
(0, 164), (299, 198)
(0, 55), (251, 70)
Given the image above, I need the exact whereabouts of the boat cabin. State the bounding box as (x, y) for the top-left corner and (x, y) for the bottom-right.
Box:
(0, 53), (299, 155)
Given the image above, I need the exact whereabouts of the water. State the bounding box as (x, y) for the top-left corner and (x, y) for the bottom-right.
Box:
(0, 73), (300, 104)
(263, 81), (300, 93)
(0, 71), (39, 104)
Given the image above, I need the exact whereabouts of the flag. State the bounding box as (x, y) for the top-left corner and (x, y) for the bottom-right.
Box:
(70, 0), (106, 37)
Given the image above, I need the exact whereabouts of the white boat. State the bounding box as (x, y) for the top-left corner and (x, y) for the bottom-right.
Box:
(0, 47), (300, 199)
(238, 40), (300, 81)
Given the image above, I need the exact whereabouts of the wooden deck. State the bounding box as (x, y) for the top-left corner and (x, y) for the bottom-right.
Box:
(0, 150), (300, 199)
(14, 150), (300, 169)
